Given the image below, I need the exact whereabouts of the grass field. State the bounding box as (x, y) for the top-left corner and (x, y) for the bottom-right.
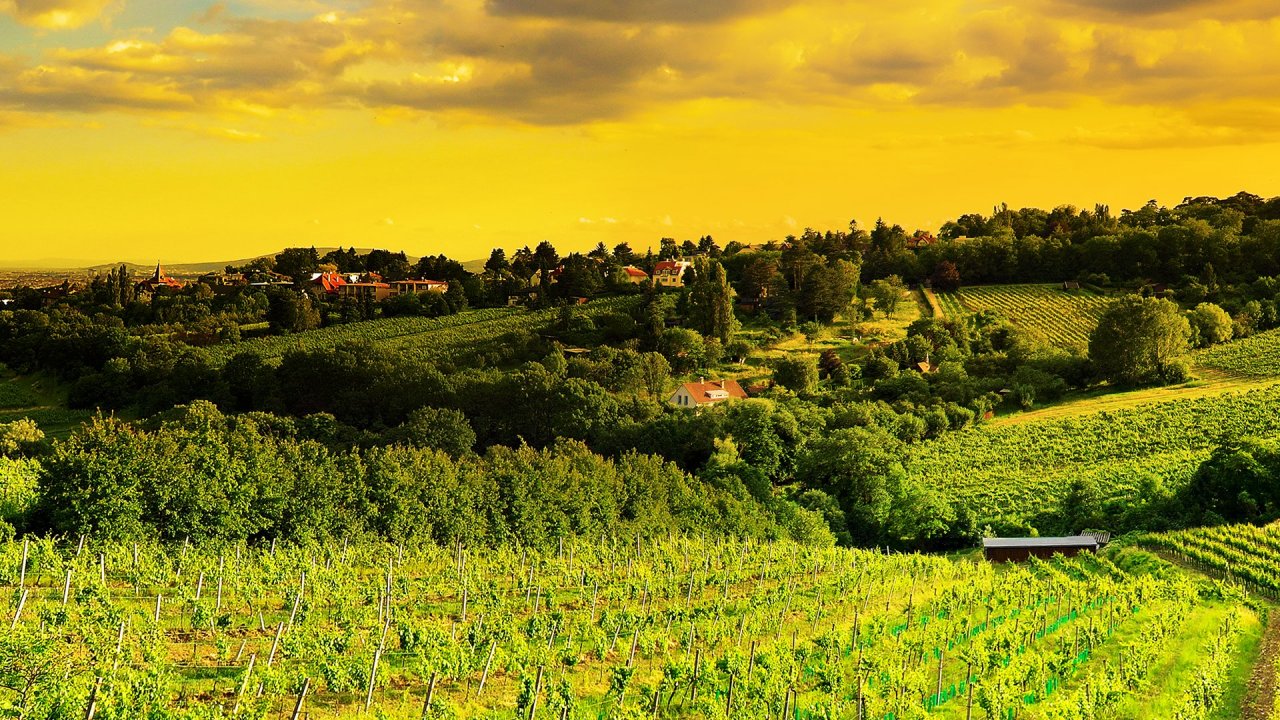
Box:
(0, 373), (91, 437)
(937, 284), (1115, 352)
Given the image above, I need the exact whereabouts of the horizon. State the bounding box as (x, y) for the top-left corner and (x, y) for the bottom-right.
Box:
(3, 1), (1280, 264)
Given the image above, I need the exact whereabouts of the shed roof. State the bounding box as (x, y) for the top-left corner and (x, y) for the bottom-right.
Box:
(982, 536), (1098, 549)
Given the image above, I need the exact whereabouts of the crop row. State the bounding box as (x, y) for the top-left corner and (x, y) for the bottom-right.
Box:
(0, 534), (1195, 719)
(908, 385), (1280, 523)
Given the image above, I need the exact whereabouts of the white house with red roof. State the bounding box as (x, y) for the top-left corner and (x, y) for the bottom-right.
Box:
(653, 260), (692, 288)
(669, 378), (748, 408)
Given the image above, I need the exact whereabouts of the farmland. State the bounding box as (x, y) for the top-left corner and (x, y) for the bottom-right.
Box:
(907, 384), (1280, 523)
(206, 298), (641, 368)
(936, 284), (1115, 352)
(0, 534), (1260, 720)
(1197, 328), (1280, 378)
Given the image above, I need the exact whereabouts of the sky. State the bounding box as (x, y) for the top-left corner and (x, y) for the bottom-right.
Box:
(2, 0), (1280, 266)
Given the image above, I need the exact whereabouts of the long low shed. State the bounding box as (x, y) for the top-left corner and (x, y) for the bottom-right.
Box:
(983, 536), (1099, 562)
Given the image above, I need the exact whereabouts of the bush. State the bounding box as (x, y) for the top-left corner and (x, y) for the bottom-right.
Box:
(773, 355), (818, 394)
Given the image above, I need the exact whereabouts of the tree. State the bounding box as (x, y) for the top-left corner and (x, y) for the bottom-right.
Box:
(931, 261), (961, 292)
(1089, 295), (1191, 386)
(1188, 302), (1233, 347)
(684, 258), (739, 342)
(388, 407), (476, 457)
(274, 247), (320, 283)
(266, 289), (321, 334)
(773, 355), (818, 394)
(631, 352), (671, 398)
(484, 248), (510, 274)
(868, 275), (906, 317)
(658, 328), (706, 373)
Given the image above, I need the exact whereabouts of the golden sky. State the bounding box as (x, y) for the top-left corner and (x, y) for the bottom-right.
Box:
(2, 0), (1280, 265)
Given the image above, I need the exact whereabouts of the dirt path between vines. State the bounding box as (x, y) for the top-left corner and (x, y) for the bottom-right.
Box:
(1243, 610), (1280, 720)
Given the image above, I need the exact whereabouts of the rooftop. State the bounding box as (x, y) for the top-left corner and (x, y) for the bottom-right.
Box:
(982, 536), (1099, 549)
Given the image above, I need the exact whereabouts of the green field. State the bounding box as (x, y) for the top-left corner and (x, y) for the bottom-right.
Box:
(0, 533), (1261, 720)
(1197, 328), (1280, 378)
(908, 384), (1280, 523)
(206, 298), (640, 367)
(937, 284), (1115, 351)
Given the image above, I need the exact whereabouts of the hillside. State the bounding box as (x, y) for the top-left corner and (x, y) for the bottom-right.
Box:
(933, 283), (1115, 352)
(207, 297), (640, 367)
(908, 384), (1280, 524)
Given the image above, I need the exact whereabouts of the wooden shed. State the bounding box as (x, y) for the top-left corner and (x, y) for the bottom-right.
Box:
(982, 536), (1099, 563)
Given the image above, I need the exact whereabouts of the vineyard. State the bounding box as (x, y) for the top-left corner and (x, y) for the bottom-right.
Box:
(1197, 329), (1280, 378)
(936, 285), (1114, 352)
(0, 535), (1259, 720)
(1143, 522), (1280, 599)
(907, 385), (1280, 523)
(205, 298), (641, 368)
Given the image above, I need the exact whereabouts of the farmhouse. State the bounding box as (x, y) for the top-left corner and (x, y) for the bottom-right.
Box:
(653, 260), (692, 288)
(982, 536), (1099, 563)
(669, 378), (748, 408)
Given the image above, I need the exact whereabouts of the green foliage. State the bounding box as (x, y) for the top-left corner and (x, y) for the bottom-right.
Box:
(1188, 302), (1234, 347)
(29, 402), (803, 546)
(773, 355), (818, 394)
(1090, 295), (1191, 386)
(1196, 327), (1280, 377)
(684, 258), (739, 343)
(0, 418), (44, 457)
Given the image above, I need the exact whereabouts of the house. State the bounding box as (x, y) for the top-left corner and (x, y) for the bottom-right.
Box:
(311, 272), (348, 295)
(338, 282), (392, 302)
(390, 279), (448, 296)
(653, 260), (692, 288)
(622, 266), (649, 284)
(668, 378), (748, 409)
(1061, 281), (1081, 290)
(137, 263), (184, 293)
(982, 536), (1099, 563)
(915, 361), (939, 374)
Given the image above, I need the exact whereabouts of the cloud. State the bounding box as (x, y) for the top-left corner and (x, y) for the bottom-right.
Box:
(484, 0), (795, 23)
(0, 0), (1277, 146)
(0, 0), (119, 28)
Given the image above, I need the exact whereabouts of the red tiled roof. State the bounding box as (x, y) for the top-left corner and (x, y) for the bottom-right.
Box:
(313, 272), (348, 294)
(623, 266), (649, 277)
(675, 379), (748, 405)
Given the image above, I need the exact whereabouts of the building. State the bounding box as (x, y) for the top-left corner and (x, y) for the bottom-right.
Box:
(137, 263), (184, 293)
(982, 536), (1099, 563)
(311, 272), (348, 295)
(669, 378), (748, 409)
(622, 266), (649, 284)
(653, 260), (692, 288)
(390, 279), (448, 296)
(338, 282), (392, 302)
